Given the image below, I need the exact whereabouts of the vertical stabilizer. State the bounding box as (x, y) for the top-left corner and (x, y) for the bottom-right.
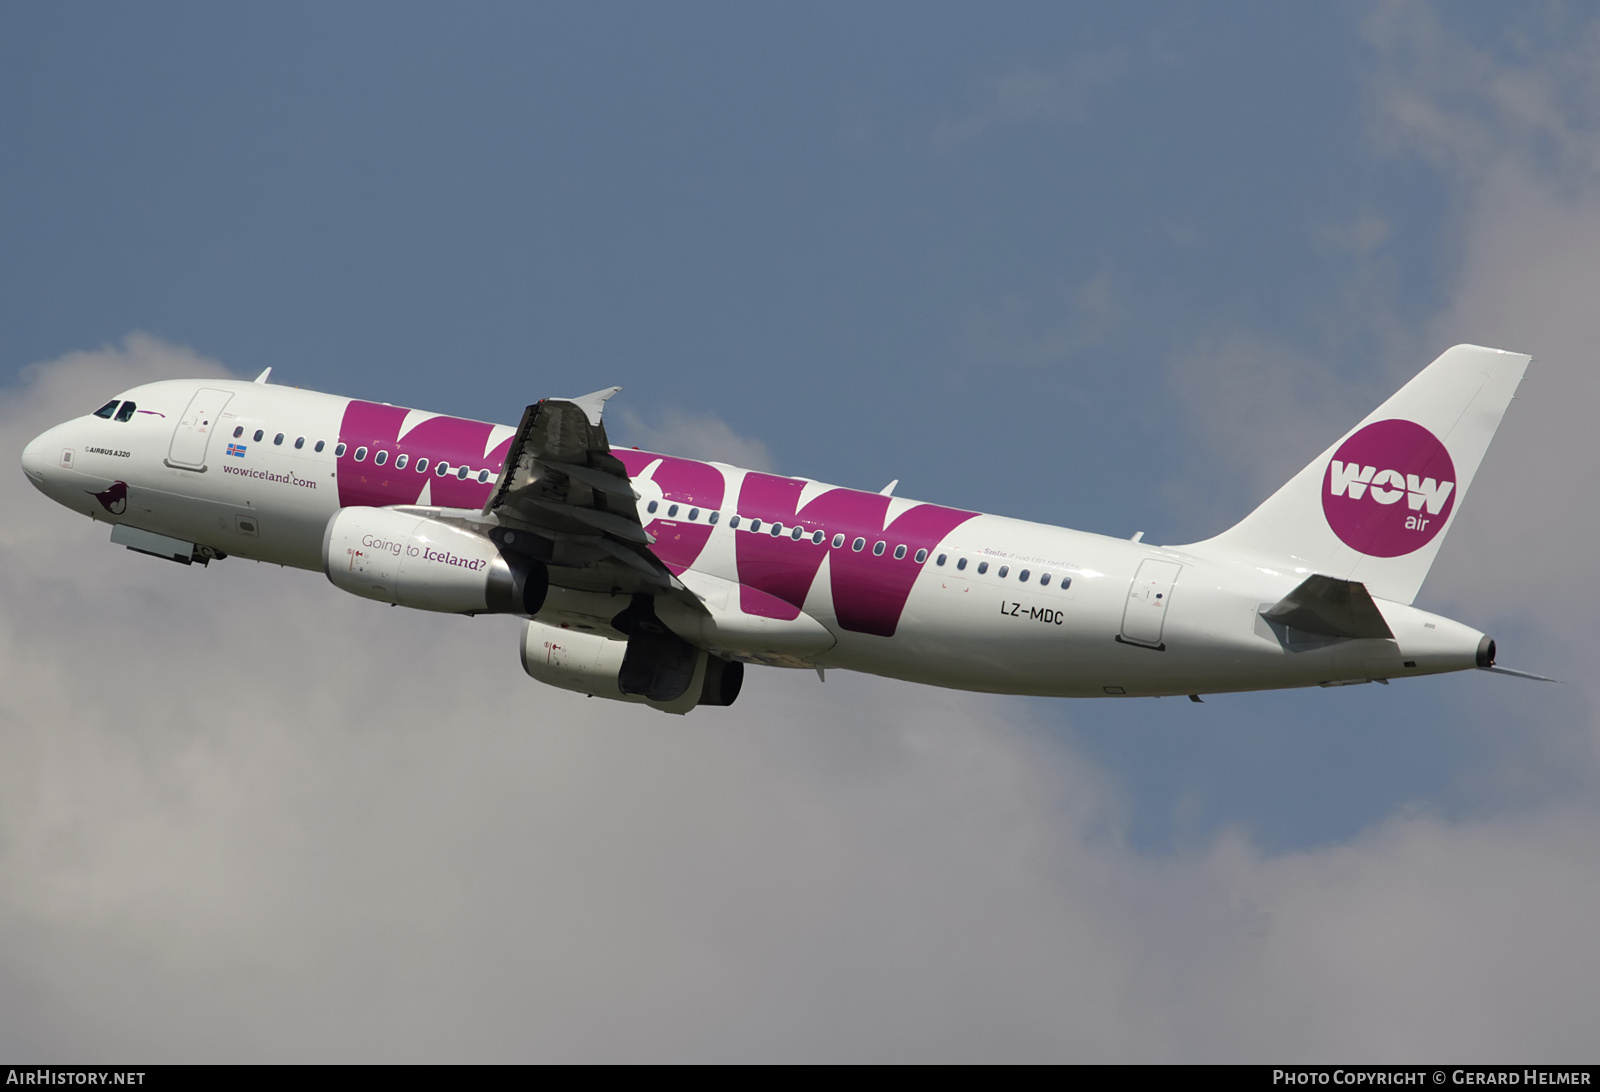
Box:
(1178, 344), (1530, 605)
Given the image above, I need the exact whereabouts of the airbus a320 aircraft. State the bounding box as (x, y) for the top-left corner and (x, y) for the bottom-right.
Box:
(20, 344), (1544, 713)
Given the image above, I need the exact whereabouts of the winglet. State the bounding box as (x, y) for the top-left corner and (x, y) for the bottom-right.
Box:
(253, 367), (272, 385)
(565, 386), (622, 426)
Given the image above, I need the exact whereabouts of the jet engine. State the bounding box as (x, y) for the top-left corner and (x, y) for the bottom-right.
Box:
(323, 506), (547, 615)
(520, 618), (743, 714)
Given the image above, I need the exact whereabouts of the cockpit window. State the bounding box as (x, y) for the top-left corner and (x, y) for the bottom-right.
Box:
(93, 400), (120, 419)
(114, 402), (137, 422)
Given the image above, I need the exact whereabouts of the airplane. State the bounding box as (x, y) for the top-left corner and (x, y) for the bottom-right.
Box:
(18, 343), (1546, 713)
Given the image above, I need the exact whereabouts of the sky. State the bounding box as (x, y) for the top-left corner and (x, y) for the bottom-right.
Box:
(1, 0), (1597, 1061)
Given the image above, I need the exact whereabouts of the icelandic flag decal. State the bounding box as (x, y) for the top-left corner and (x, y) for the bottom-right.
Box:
(226, 443), (246, 457)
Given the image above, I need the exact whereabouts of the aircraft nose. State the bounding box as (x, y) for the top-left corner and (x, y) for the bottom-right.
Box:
(20, 424), (65, 489)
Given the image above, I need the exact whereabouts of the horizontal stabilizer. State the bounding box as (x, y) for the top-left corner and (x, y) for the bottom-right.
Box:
(1264, 574), (1393, 639)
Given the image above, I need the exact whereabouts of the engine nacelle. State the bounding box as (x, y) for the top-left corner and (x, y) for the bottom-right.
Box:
(323, 506), (547, 615)
(519, 619), (743, 714)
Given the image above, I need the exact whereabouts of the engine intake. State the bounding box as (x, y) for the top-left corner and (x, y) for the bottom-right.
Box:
(323, 506), (547, 615)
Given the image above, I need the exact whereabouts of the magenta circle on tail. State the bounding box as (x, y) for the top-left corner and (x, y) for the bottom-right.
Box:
(1322, 419), (1456, 558)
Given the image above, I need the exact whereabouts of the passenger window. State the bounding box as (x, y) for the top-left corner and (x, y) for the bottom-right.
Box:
(436, 462), (450, 476)
(394, 453), (408, 469)
(852, 537), (865, 552)
(915, 549), (928, 563)
(254, 429), (264, 442)
(668, 504), (678, 518)
(1060, 577), (1072, 590)
(315, 440), (326, 453)
(893, 544), (907, 560)
(114, 402), (137, 422)
(936, 553), (946, 566)
(374, 450), (387, 465)
(274, 433), (285, 446)
(873, 541), (886, 556)
(93, 400), (120, 419)
(1040, 573), (1051, 587)
(1019, 569), (1029, 582)
(709, 512), (719, 524)
(957, 557), (967, 571)
(771, 522), (783, 536)
(832, 534), (844, 548)
(478, 470), (490, 483)
(977, 561), (988, 575)
(750, 519), (762, 532)
(295, 437), (305, 450)
(688, 508), (699, 521)
(414, 457), (426, 472)
(998, 566), (1009, 578)
(791, 526), (804, 540)
(334, 443), (346, 457)
(233, 426), (244, 438)
(457, 466), (469, 479)
(354, 446), (368, 461)
(729, 515), (740, 528)
(647, 500), (658, 514)
(812, 531), (825, 545)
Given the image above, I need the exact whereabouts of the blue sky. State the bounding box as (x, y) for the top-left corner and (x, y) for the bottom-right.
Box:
(2, 1), (1596, 1060)
(0, 3), (1432, 484)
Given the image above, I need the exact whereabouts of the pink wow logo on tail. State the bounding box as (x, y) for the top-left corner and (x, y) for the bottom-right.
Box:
(1322, 419), (1456, 558)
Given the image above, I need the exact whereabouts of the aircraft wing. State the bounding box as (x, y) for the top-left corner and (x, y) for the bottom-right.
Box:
(481, 387), (679, 591)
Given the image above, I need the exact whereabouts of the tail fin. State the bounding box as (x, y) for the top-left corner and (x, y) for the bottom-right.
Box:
(1180, 344), (1530, 605)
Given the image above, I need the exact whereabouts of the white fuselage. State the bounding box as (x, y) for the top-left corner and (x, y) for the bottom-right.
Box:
(20, 377), (1488, 700)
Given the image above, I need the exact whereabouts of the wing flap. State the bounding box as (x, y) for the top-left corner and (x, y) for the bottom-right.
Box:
(525, 497), (655, 544)
(539, 457), (639, 500)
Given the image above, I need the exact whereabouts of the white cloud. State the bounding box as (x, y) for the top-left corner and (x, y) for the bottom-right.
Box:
(4, 323), (1600, 1059)
(930, 53), (1127, 151)
(1364, 2), (1600, 187)
(614, 407), (776, 472)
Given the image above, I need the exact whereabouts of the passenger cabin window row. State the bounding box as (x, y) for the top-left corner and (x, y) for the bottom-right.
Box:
(932, 552), (1072, 590)
(230, 424), (327, 453)
(95, 394), (1070, 589)
(637, 502), (1081, 578)
(223, 426), (501, 483)
(347, 443), (497, 483)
